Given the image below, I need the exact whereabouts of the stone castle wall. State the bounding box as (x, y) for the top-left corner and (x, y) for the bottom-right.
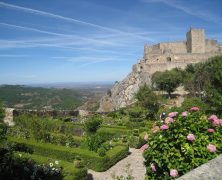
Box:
(160, 41), (187, 54)
(98, 28), (222, 112)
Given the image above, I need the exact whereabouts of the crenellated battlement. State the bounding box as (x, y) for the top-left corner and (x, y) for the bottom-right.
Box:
(144, 28), (222, 63)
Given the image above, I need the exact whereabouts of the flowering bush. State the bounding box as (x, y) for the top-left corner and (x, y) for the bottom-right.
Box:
(144, 107), (222, 179)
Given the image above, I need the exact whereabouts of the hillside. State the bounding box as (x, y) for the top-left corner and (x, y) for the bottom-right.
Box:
(0, 85), (110, 110)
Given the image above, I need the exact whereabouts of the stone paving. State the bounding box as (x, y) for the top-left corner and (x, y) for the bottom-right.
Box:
(88, 148), (146, 180)
(178, 154), (222, 180)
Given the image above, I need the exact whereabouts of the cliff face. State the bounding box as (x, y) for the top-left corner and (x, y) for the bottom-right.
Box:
(98, 28), (222, 112)
(98, 63), (151, 112)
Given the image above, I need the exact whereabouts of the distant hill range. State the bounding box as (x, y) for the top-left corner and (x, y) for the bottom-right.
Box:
(0, 83), (112, 111)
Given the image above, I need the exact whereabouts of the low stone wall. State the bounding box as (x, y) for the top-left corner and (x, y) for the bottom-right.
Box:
(13, 109), (80, 118)
(178, 154), (222, 180)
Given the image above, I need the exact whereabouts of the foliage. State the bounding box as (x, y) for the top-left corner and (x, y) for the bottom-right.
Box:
(202, 56), (222, 114)
(8, 137), (128, 172)
(0, 122), (7, 143)
(13, 115), (84, 137)
(152, 68), (183, 98)
(0, 85), (83, 110)
(144, 108), (222, 179)
(84, 134), (106, 151)
(0, 152), (63, 180)
(11, 152), (87, 180)
(0, 101), (5, 120)
(181, 97), (209, 113)
(84, 116), (102, 134)
(97, 147), (106, 157)
(135, 84), (160, 119)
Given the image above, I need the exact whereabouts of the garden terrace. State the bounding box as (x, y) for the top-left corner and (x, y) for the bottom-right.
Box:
(8, 136), (129, 172)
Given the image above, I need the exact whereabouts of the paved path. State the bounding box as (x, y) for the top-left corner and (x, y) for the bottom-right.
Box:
(88, 148), (146, 180)
(178, 154), (222, 180)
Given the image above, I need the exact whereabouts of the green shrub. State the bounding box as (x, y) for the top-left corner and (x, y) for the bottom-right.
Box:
(84, 116), (102, 134)
(8, 137), (129, 171)
(0, 102), (5, 120)
(128, 132), (147, 149)
(133, 129), (139, 136)
(144, 108), (222, 179)
(181, 97), (209, 112)
(97, 147), (106, 157)
(12, 152), (87, 180)
(13, 115), (84, 137)
(84, 134), (105, 152)
(135, 84), (160, 119)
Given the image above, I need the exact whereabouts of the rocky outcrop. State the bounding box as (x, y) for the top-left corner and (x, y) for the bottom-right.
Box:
(4, 108), (15, 126)
(98, 63), (151, 112)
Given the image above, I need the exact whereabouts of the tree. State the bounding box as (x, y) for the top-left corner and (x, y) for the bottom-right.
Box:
(135, 84), (160, 119)
(84, 115), (102, 134)
(202, 56), (222, 114)
(0, 102), (4, 120)
(152, 68), (183, 98)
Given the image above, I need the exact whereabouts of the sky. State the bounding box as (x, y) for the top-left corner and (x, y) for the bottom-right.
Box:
(0, 0), (222, 84)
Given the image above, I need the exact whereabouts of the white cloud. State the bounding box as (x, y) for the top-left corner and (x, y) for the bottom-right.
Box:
(0, 2), (156, 41)
(142, 0), (222, 25)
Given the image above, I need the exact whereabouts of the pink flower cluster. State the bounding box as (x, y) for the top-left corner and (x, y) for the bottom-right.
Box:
(208, 128), (215, 133)
(187, 134), (195, 141)
(181, 111), (188, 117)
(144, 133), (148, 141)
(168, 112), (178, 118)
(165, 117), (174, 124)
(140, 144), (148, 153)
(160, 124), (169, 130)
(208, 115), (222, 126)
(170, 169), (178, 177)
(151, 163), (157, 172)
(190, 106), (200, 111)
(207, 144), (216, 153)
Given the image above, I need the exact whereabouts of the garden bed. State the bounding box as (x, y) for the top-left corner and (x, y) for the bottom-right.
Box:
(8, 136), (129, 171)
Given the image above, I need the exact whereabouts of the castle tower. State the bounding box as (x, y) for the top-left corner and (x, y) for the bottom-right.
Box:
(186, 28), (205, 53)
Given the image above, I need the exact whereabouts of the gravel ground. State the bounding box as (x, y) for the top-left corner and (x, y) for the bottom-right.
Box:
(88, 148), (146, 180)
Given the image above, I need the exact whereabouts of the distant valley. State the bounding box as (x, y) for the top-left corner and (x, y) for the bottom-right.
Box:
(0, 83), (112, 111)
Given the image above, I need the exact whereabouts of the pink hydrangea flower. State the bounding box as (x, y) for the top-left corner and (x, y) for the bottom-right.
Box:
(208, 115), (218, 121)
(190, 106), (200, 111)
(151, 163), (157, 172)
(187, 134), (196, 141)
(219, 119), (222, 126)
(168, 112), (178, 118)
(207, 144), (216, 153)
(165, 117), (174, 124)
(140, 144), (148, 153)
(170, 169), (178, 177)
(160, 125), (169, 130)
(208, 129), (215, 133)
(144, 133), (148, 141)
(212, 119), (220, 126)
(181, 111), (188, 117)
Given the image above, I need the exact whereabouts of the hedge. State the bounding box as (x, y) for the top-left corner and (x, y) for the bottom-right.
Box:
(48, 133), (83, 147)
(97, 126), (130, 137)
(8, 137), (129, 171)
(13, 115), (84, 136)
(13, 152), (87, 180)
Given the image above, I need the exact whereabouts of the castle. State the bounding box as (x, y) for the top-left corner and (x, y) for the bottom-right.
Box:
(99, 28), (222, 112)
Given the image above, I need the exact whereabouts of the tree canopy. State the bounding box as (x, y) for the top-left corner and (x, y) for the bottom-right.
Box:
(135, 84), (160, 119)
(151, 68), (183, 98)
